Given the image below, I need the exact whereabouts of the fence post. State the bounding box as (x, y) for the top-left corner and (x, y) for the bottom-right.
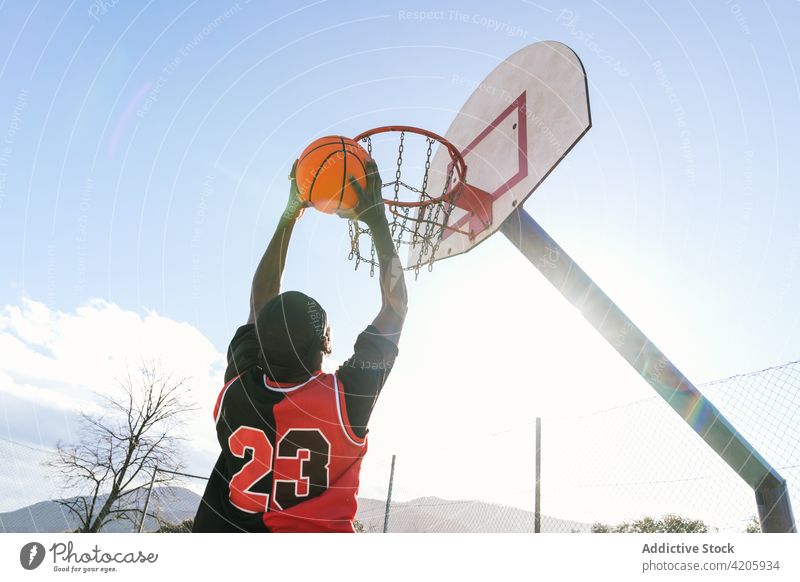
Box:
(383, 455), (396, 533)
(138, 465), (158, 533)
(535, 417), (542, 533)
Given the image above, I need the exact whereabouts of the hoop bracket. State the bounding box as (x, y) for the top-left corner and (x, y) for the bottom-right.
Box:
(447, 182), (493, 240)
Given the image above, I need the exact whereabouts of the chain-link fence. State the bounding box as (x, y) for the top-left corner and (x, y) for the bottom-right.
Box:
(368, 360), (800, 533)
(3, 360), (797, 533)
(0, 437), (68, 530)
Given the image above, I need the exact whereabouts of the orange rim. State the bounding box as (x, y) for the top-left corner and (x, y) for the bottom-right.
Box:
(352, 125), (467, 208)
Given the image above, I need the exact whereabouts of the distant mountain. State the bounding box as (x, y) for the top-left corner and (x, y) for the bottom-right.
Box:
(356, 496), (591, 533)
(1, 490), (590, 533)
(0, 487), (201, 533)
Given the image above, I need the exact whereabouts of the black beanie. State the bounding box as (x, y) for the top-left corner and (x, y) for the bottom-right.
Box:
(255, 291), (328, 382)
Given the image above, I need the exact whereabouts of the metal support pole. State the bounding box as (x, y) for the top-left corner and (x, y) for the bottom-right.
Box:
(383, 454), (396, 533)
(757, 485), (796, 533)
(535, 417), (542, 533)
(501, 208), (795, 533)
(138, 465), (158, 533)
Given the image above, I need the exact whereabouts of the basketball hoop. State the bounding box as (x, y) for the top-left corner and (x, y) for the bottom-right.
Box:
(347, 125), (475, 276)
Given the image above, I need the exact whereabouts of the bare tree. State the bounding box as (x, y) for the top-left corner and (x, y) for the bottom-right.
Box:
(47, 362), (195, 532)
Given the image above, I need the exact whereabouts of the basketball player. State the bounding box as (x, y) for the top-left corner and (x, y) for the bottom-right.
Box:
(193, 159), (407, 532)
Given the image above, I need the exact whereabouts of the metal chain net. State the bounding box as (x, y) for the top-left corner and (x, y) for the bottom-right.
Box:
(348, 131), (458, 277)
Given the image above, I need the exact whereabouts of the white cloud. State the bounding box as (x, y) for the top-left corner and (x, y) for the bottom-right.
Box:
(0, 370), (100, 414)
(0, 297), (225, 459)
(0, 295), (767, 530)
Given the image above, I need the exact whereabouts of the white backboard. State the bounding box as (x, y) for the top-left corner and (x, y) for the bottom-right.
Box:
(410, 41), (591, 265)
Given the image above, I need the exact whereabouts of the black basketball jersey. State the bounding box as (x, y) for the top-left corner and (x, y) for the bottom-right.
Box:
(193, 324), (397, 532)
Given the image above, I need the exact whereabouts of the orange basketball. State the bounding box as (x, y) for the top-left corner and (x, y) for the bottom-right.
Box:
(295, 136), (371, 214)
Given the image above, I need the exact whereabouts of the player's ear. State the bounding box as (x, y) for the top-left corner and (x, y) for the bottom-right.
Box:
(321, 325), (332, 355)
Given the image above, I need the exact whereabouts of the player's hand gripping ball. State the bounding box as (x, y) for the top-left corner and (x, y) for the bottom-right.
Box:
(295, 136), (371, 214)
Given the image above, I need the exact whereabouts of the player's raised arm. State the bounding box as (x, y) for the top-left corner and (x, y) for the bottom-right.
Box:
(247, 161), (308, 324)
(346, 161), (408, 341)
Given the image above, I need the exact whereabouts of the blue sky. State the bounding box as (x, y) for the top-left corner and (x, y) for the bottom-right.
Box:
(1, 1), (799, 527)
(1, 0), (798, 369)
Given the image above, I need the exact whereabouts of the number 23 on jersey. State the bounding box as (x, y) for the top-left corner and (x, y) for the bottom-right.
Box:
(228, 425), (331, 512)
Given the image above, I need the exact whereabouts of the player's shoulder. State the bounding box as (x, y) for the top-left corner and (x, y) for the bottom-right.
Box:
(228, 323), (257, 356)
(213, 368), (257, 424)
(299, 371), (339, 396)
(224, 357), (261, 385)
(306, 370), (338, 389)
(259, 370), (336, 393)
